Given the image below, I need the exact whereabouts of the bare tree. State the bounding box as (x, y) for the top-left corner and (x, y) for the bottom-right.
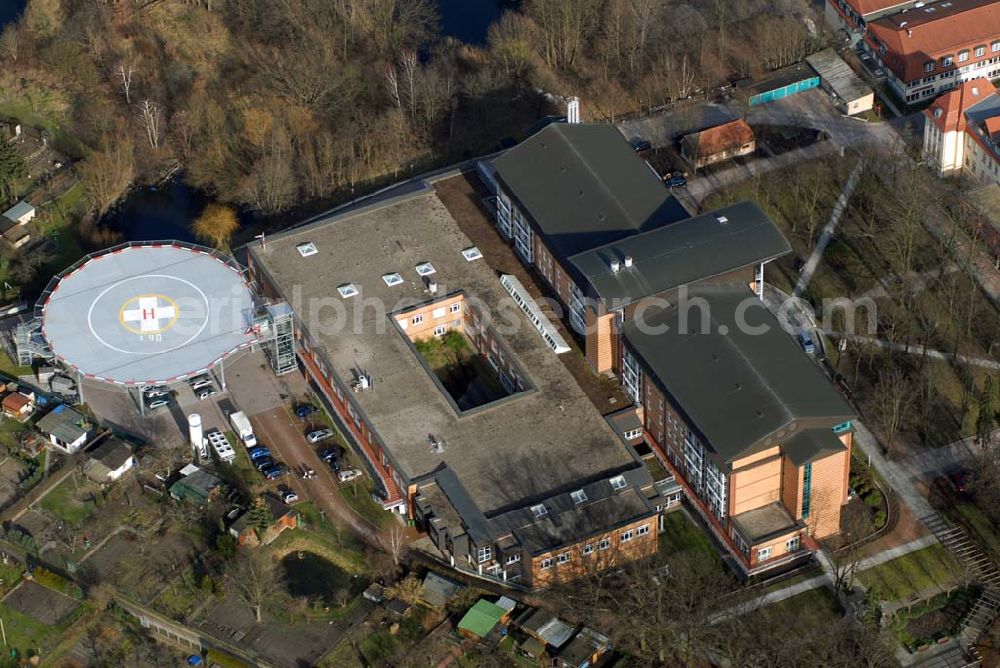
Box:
(117, 63), (134, 105)
(874, 368), (909, 457)
(140, 99), (161, 149)
(228, 550), (285, 623)
(388, 524), (407, 570)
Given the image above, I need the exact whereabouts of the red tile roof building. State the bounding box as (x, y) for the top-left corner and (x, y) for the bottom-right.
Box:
(861, 0), (1000, 102)
(923, 79), (1000, 183)
(825, 0), (924, 35)
(681, 120), (756, 169)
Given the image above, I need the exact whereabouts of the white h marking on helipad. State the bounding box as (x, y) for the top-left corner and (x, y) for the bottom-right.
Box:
(122, 296), (176, 332)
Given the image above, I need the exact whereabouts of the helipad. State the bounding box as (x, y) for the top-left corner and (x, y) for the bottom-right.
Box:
(40, 242), (257, 386)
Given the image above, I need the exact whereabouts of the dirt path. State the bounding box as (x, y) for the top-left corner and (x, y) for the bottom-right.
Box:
(250, 406), (389, 551)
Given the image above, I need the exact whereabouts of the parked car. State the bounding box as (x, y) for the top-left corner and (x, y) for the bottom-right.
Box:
(338, 469), (362, 483)
(197, 388), (217, 400)
(947, 468), (970, 495)
(280, 487), (299, 503)
(248, 446), (271, 461)
(254, 457), (276, 472)
(307, 429), (334, 444)
(190, 377), (213, 391)
(663, 172), (687, 188)
(263, 464), (289, 480)
(629, 137), (652, 153)
(144, 386), (170, 398)
(147, 398), (170, 410)
(300, 464), (316, 480)
(320, 447), (340, 462)
(328, 458), (342, 473)
(295, 404), (316, 419)
(798, 331), (816, 355)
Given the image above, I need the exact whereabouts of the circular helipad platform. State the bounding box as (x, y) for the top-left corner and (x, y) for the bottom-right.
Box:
(40, 242), (257, 386)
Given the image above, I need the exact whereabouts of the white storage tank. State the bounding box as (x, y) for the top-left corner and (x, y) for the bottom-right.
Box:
(187, 414), (205, 458)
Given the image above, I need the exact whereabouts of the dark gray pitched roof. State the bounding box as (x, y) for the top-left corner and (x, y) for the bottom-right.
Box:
(783, 428), (848, 466)
(88, 438), (132, 469)
(491, 123), (688, 259)
(568, 201), (791, 303)
(623, 285), (854, 464)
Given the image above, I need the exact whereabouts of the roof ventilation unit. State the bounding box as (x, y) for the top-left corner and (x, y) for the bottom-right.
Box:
(715, 214), (729, 224)
(429, 435), (444, 454)
(610, 259), (621, 273)
(567, 97), (581, 124)
(425, 277), (438, 294)
(624, 255), (634, 268)
(353, 372), (372, 391)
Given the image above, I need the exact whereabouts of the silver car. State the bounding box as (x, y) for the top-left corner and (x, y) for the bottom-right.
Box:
(307, 429), (334, 444)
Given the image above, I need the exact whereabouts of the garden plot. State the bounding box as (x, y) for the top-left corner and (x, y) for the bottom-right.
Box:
(4, 580), (79, 625)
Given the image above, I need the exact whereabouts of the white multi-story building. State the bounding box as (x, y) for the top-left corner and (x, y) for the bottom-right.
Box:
(923, 79), (1000, 184)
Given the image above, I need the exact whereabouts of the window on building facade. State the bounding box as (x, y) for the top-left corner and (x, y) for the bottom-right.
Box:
(924, 61), (934, 72)
(958, 50), (969, 62)
(477, 546), (492, 563)
(942, 55), (954, 66)
(506, 554), (521, 564)
(449, 302), (461, 313)
(582, 544), (594, 555)
(620, 529), (634, 543)
(786, 536), (801, 552)
(531, 503), (548, 519)
(540, 558), (553, 569)
(609, 475), (627, 491)
(993, 41), (1000, 52)
(411, 314), (423, 325)
(571, 489), (588, 504)
(598, 538), (611, 550)
(975, 46), (986, 58)
(557, 552), (571, 564)
(433, 325), (447, 336)
(637, 524), (650, 537)
(757, 546), (772, 561)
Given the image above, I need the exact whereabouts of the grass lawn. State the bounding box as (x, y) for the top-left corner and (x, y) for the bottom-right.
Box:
(857, 544), (959, 601)
(762, 587), (843, 634)
(0, 350), (33, 379)
(38, 472), (98, 527)
(644, 457), (669, 482)
(339, 478), (393, 529)
(953, 502), (1000, 560)
(660, 511), (716, 558)
(0, 416), (30, 451)
(0, 598), (85, 658)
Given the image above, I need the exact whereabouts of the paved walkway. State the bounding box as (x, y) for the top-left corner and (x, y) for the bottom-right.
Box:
(853, 421), (935, 518)
(900, 429), (999, 480)
(685, 141), (836, 203)
(793, 160), (864, 299)
(735, 534), (939, 615)
(823, 332), (1000, 370)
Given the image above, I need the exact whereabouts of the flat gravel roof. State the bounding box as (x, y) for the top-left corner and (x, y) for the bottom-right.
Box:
(41, 243), (256, 385)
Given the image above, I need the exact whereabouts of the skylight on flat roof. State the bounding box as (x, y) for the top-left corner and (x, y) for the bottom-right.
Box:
(337, 283), (359, 298)
(296, 242), (319, 257)
(461, 247), (483, 261)
(382, 273), (403, 287)
(415, 262), (436, 276)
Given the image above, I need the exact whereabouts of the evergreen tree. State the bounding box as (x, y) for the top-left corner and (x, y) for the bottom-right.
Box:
(0, 142), (26, 206)
(249, 496), (272, 538)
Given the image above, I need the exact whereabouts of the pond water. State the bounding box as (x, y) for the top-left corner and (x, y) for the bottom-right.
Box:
(436, 0), (507, 45)
(0, 1), (25, 31)
(281, 551), (364, 605)
(104, 180), (209, 243)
